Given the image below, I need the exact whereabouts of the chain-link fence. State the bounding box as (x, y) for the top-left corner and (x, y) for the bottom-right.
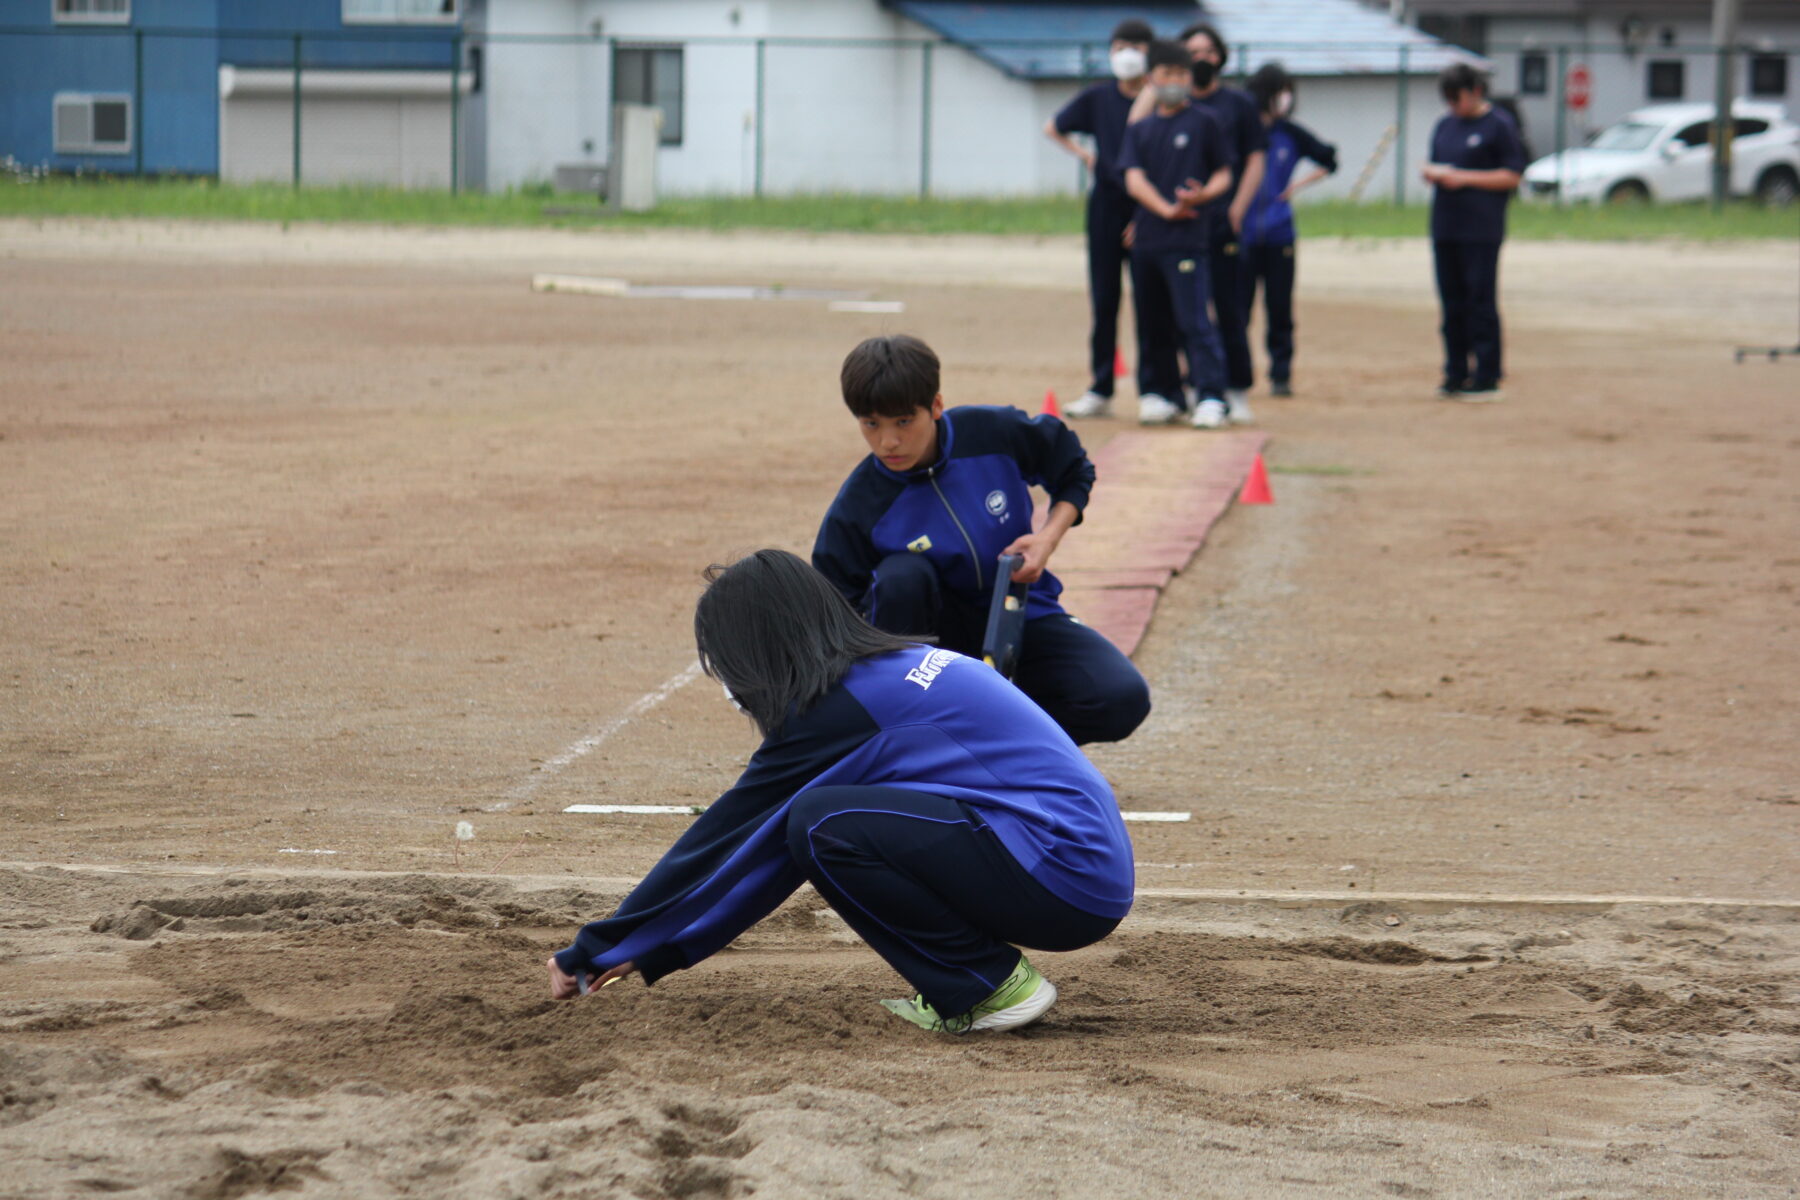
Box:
(3, 24), (1795, 205)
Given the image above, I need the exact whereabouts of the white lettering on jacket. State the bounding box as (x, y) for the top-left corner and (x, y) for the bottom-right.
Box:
(905, 648), (959, 690)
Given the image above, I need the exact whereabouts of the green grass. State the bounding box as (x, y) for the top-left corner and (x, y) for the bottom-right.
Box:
(0, 175), (1792, 240)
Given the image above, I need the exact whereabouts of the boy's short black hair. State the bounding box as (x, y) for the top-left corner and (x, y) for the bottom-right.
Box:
(1439, 62), (1486, 101)
(1247, 62), (1293, 113)
(1146, 39), (1193, 74)
(1178, 21), (1228, 67)
(1110, 18), (1154, 46)
(840, 334), (940, 419)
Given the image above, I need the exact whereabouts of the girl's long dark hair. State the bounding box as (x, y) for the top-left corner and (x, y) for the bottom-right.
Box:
(695, 549), (915, 738)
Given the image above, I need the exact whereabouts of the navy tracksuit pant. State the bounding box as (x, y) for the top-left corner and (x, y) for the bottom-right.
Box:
(787, 785), (1120, 1018)
(1241, 241), (1297, 385)
(1210, 235), (1255, 392)
(1129, 245), (1228, 407)
(867, 552), (1150, 746)
(1084, 185), (1135, 398)
(1433, 239), (1504, 387)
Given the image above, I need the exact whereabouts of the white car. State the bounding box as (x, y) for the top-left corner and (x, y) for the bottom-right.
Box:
(1522, 100), (1799, 205)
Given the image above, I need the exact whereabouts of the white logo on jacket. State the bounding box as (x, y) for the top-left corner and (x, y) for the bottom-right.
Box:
(985, 489), (1008, 519)
(1467, 133), (1482, 147)
(905, 648), (959, 690)
(1174, 132), (1190, 149)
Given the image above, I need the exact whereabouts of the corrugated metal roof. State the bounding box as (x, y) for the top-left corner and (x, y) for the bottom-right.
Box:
(885, 3), (1211, 79)
(884, 0), (1480, 79)
(1204, 0), (1479, 76)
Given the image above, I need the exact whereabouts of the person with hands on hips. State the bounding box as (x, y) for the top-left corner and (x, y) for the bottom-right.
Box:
(1044, 18), (1155, 421)
(548, 549), (1135, 1035)
(811, 334), (1150, 747)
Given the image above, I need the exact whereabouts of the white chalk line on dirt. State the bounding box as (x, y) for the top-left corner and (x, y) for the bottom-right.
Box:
(504, 661), (703, 805)
(9, 861), (1794, 914)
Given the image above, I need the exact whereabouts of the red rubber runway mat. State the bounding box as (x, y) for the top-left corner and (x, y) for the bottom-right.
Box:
(1054, 430), (1269, 656)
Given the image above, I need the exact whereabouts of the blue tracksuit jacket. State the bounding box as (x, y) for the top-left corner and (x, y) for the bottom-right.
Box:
(811, 405), (1096, 622)
(553, 646), (1135, 983)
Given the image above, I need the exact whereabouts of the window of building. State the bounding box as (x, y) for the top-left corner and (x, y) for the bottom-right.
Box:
(1749, 55), (1788, 98)
(1518, 52), (1548, 96)
(1647, 59), (1684, 100)
(1416, 14), (1487, 56)
(53, 0), (129, 23)
(613, 45), (684, 147)
(54, 93), (131, 154)
(342, 0), (459, 24)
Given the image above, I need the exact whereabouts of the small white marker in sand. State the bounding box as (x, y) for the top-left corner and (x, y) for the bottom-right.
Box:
(828, 300), (906, 314)
(278, 848), (339, 855)
(1120, 811), (1191, 823)
(531, 273), (630, 297)
(565, 804), (707, 816)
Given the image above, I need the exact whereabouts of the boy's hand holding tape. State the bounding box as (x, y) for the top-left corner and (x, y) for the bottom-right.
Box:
(547, 954), (636, 999)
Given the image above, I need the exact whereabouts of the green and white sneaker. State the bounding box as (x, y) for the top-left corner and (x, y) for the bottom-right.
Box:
(879, 957), (1057, 1034)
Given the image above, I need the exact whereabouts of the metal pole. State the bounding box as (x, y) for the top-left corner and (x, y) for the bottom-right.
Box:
(133, 28), (144, 178)
(1238, 42), (1249, 84)
(1710, 0), (1741, 212)
(919, 40), (933, 199)
(1394, 43), (1409, 205)
(449, 32), (461, 195)
(753, 38), (765, 197)
(1553, 44), (1567, 208)
(291, 33), (302, 188)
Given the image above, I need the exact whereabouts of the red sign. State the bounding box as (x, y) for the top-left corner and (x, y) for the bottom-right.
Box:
(1566, 63), (1592, 111)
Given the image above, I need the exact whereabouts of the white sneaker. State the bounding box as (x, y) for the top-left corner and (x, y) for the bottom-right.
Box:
(1138, 394), (1183, 425)
(1227, 394), (1255, 425)
(1066, 391), (1112, 419)
(1182, 385), (1199, 410)
(1190, 397), (1228, 429)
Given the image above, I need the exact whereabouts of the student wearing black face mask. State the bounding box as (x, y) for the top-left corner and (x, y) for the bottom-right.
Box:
(1133, 23), (1267, 429)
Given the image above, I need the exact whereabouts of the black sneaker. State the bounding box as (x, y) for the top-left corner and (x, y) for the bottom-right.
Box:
(1269, 379), (1293, 398)
(1435, 379), (1467, 400)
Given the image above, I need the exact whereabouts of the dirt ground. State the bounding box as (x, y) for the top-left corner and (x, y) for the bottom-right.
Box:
(2, 218), (1797, 1198)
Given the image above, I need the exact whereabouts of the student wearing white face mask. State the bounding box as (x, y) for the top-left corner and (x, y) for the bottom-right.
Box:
(1045, 19), (1155, 420)
(1241, 63), (1338, 398)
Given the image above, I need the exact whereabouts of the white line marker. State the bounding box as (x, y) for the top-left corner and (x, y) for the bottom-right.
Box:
(828, 300), (906, 313)
(509, 661), (704, 801)
(278, 848), (338, 855)
(564, 804), (707, 816)
(1121, 811), (1192, 823)
(531, 273), (630, 296)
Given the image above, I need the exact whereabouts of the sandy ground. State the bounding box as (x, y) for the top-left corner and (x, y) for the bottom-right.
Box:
(1, 217), (1797, 1198)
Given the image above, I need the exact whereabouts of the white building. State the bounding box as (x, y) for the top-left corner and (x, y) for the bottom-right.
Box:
(461, 0), (1476, 200)
(1389, 0), (1798, 155)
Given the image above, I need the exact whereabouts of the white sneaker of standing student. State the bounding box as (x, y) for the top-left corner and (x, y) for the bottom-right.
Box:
(1225, 389), (1256, 425)
(1138, 394), (1184, 425)
(1066, 391), (1113, 419)
(1190, 397), (1229, 429)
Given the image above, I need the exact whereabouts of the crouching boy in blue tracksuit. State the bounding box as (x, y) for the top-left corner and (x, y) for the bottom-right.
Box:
(549, 549), (1134, 1034)
(811, 334), (1150, 746)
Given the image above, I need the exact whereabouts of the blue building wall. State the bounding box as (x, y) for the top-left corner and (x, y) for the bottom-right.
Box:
(0, 0), (461, 177)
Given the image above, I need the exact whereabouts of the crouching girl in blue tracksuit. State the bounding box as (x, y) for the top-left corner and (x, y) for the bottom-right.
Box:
(546, 549), (1135, 1034)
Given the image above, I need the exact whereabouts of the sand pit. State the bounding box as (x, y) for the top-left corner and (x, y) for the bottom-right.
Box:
(2, 219), (1797, 1196)
(4, 866), (1797, 1198)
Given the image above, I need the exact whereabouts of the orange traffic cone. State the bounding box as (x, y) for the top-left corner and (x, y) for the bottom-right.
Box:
(1239, 453), (1274, 505)
(1041, 388), (1062, 418)
(1114, 349), (1129, 378)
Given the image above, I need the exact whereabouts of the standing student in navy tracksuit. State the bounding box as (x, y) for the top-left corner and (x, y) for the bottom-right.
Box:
(547, 549), (1134, 1035)
(1119, 41), (1234, 428)
(1242, 63), (1339, 398)
(811, 335), (1150, 747)
(1181, 22), (1267, 427)
(1422, 63), (1526, 402)
(1045, 18), (1154, 420)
